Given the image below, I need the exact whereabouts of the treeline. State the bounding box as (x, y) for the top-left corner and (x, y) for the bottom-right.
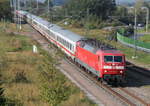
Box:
(114, 0), (150, 25)
(50, 0), (118, 29)
(0, 0), (12, 21)
(64, 0), (116, 20)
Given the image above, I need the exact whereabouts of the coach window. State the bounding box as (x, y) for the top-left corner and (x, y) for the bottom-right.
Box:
(69, 44), (70, 50)
(69, 43), (71, 49)
(68, 42), (69, 48)
(66, 41), (68, 47)
(63, 40), (65, 46)
(67, 42), (68, 48)
(67, 42), (69, 49)
(69, 44), (71, 50)
(71, 45), (73, 51)
(57, 37), (59, 41)
(65, 40), (67, 47)
(64, 40), (66, 46)
(61, 38), (63, 44)
(62, 38), (63, 44)
(71, 46), (74, 51)
(63, 39), (65, 45)
(59, 37), (61, 42)
(66, 42), (68, 48)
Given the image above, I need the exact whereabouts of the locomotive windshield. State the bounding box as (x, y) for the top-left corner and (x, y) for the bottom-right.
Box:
(114, 56), (122, 62)
(104, 56), (123, 62)
(104, 56), (113, 62)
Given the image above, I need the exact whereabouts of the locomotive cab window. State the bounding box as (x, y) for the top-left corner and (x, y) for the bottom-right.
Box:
(104, 56), (113, 62)
(104, 56), (123, 62)
(114, 56), (122, 62)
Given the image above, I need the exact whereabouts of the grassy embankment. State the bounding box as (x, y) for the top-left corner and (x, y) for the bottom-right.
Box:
(139, 34), (150, 43)
(137, 28), (150, 43)
(58, 23), (150, 68)
(0, 22), (97, 106)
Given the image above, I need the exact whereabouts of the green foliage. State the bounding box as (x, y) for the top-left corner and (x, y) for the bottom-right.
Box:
(64, 0), (116, 20)
(0, 0), (12, 20)
(13, 71), (30, 83)
(0, 87), (6, 105)
(41, 81), (71, 106)
(117, 27), (134, 37)
(139, 34), (150, 43)
(39, 62), (73, 106)
(84, 15), (100, 29)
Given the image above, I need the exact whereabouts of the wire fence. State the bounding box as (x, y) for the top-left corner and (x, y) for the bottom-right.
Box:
(117, 31), (150, 53)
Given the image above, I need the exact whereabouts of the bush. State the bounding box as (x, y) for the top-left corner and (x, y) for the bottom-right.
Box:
(37, 53), (74, 106)
(13, 71), (29, 83)
(41, 81), (71, 106)
(0, 87), (6, 105)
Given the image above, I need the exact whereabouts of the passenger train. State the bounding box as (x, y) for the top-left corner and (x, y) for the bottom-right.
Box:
(16, 10), (126, 83)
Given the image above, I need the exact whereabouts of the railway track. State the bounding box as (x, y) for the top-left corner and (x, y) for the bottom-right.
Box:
(126, 62), (150, 79)
(66, 59), (150, 106)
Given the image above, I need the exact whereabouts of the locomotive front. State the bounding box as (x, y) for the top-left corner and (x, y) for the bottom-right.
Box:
(97, 50), (126, 82)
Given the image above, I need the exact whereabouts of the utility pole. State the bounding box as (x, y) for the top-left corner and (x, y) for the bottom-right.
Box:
(132, 8), (137, 59)
(134, 8), (137, 58)
(141, 7), (149, 33)
(14, 0), (17, 28)
(48, 0), (50, 13)
(146, 9), (149, 33)
(130, 7), (137, 59)
(10, 0), (13, 8)
(17, 0), (21, 30)
(85, 8), (90, 36)
(24, 0), (27, 10)
(37, 0), (39, 10)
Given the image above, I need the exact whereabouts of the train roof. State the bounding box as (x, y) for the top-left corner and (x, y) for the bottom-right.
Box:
(23, 11), (83, 43)
(103, 50), (122, 53)
(77, 38), (124, 55)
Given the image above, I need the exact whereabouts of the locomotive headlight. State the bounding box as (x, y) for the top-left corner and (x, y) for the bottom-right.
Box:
(104, 70), (108, 73)
(120, 71), (123, 73)
(103, 66), (112, 69)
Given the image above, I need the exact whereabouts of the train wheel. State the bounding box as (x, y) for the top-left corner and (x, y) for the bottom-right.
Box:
(99, 78), (103, 84)
(87, 70), (91, 74)
(97, 77), (101, 81)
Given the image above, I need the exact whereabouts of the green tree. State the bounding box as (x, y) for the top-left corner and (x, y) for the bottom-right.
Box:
(64, 0), (116, 20)
(0, 0), (12, 20)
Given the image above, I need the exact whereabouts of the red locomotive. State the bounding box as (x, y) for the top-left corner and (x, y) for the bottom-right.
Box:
(75, 39), (125, 83)
(16, 10), (126, 83)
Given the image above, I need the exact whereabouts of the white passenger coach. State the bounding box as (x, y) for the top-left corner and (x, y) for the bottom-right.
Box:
(17, 10), (83, 59)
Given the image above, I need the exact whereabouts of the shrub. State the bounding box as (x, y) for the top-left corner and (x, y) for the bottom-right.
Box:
(0, 87), (6, 105)
(13, 71), (29, 83)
